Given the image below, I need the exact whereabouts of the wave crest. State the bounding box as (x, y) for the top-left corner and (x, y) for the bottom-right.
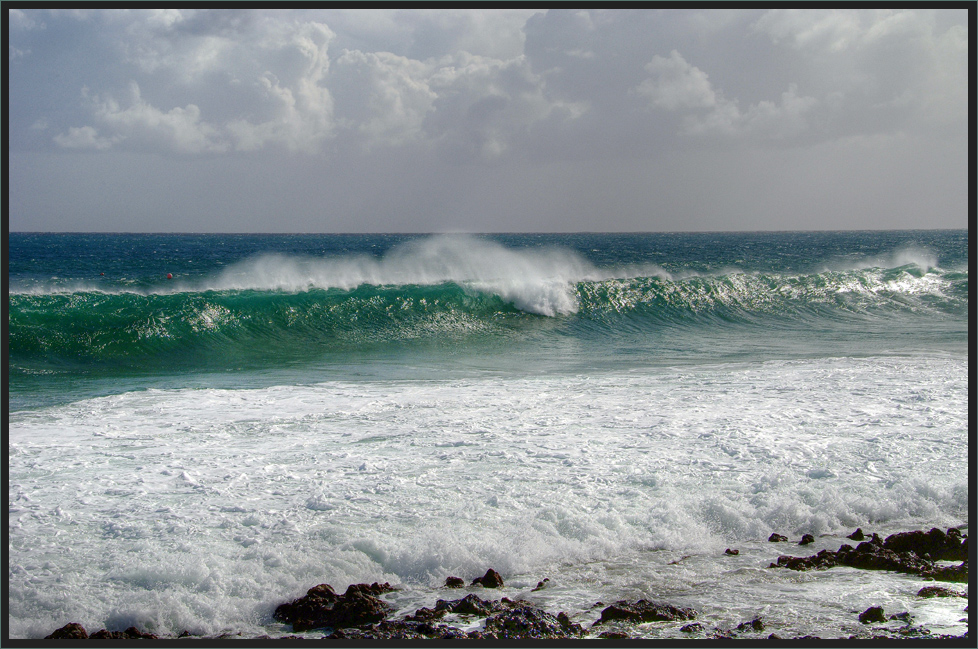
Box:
(207, 235), (595, 316)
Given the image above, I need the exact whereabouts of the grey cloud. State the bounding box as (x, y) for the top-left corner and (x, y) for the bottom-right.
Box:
(6, 8), (968, 233)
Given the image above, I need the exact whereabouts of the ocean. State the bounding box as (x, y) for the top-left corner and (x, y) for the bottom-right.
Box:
(6, 231), (969, 639)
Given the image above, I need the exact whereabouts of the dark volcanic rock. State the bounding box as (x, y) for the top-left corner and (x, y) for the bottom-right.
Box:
(842, 541), (931, 573)
(593, 599), (696, 625)
(532, 578), (550, 591)
(737, 617), (765, 632)
(922, 562), (968, 583)
(799, 534), (815, 545)
(471, 568), (504, 588)
(483, 605), (584, 639)
(847, 528), (866, 541)
(273, 582), (395, 631)
(557, 611), (583, 636)
(45, 624), (157, 640)
(769, 533), (789, 542)
(724, 548), (739, 555)
(859, 606), (887, 624)
(443, 576), (464, 588)
(769, 529), (969, 583)
(345, 582), (395, 597)
(889, 611), (913, 623)
(46, 623), (89, 639)
(427, 593), (509, 618)
(89, 627), (159, 639)
(681, 622), (703, 633)
(598, 631), (630, 639)
(328, 619), (470, 640)
(770, 548), (839, 571)
(883, 528), (967, 561)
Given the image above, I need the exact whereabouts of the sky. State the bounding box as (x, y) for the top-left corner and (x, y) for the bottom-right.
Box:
(6, 7), (971, 233)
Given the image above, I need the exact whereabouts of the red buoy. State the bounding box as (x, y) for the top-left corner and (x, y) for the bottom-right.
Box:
(166, 273), (173, 280)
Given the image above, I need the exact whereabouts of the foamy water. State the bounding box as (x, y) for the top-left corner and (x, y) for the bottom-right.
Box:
(8, 353), (968, 639)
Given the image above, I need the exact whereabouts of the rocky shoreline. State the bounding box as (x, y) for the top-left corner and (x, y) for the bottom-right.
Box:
(43, 528), (969, 642)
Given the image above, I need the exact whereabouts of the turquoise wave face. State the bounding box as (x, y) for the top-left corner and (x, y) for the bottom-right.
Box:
(9, 264), (966, 376)
(8, 284), (521, 372)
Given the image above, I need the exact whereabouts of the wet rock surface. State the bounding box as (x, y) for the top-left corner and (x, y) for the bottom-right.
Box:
(45, 624), (159, 640)
(859, 606), (887, 624)
(883, 527), (967, 561)
(917, 585), (966, 598)
(470, 568), (504, 588)
(272, 582), (396, 632)
(45, 623), (90, 639)
(770, 527), (968, 583)
(483, 604), (585, 639)
(592, 599), (697, 625)
(737, 617), (765, 632)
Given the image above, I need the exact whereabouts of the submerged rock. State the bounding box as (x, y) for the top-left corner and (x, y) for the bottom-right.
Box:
(859, 606), (886, 624)
(443, 576), (464, 588)
(799, 534), (815, 545)
(769, 533), (789, 542)
(917, 585), (965, 598)
(724, 548), (739, 555)
(737, 617), (765, 632)
(847, 528), (866, 541)
(593, 599), (696, 625)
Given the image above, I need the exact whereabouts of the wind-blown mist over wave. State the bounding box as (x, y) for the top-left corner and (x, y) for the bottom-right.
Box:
(205, 237), (595, 316)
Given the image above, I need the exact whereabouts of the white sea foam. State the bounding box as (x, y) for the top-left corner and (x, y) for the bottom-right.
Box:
(7, 354), (969, 638)
(204, 236), (598, 316)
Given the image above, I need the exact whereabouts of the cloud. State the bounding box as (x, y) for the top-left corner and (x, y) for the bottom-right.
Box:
(685, 83), (819, 140)
(423, 52), (585, 160)
(50, 15), (338, 155)
(40, 10), (580, 159)
(331, 49), (436, 148)
(752, 8), (862, 52)
(751, 8), (969, 133)
(26, 8), (966, 162)
(635, 50), (818, 141)
(76, 81), (226, 153)
(636, 50), (718, 110)
(8, 8), (46, 31)
(52, 125), (119, 150)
